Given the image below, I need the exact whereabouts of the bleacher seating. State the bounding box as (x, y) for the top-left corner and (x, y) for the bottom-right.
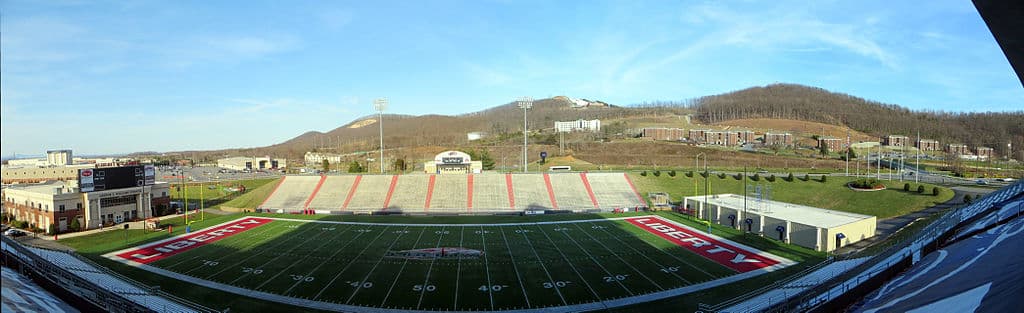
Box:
(260, 176), (321, 210)
(345, 175), (394, 211)
(586, 173), (646, 209)
(386, 175), (430, 212)
(510, 173), (554, 210)
(723, 257), (870, 313)
(549, 173), (596, 210)
(429, 174), (469, 212)
(306, 176), (356, 210)
(472, 174), (513, 211)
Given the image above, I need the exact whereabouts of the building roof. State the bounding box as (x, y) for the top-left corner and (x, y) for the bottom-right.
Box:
(4, 181), (74, 195)
(685, 194), (874, 228)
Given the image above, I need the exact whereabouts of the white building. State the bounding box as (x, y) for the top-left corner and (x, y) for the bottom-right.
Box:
(46, 150), (73, 166)
(467, 132), (486, 141)
(554, 119), (601, 132)
(304, 152), (343, 165)
(3, 180), (170, 232)
(217, 156), (287, 170)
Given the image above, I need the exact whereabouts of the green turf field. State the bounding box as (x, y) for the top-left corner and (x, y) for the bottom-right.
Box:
(118, 215), (800, 311)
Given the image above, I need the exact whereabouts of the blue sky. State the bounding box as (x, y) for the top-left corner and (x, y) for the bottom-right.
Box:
(2, 1), (1021, 155)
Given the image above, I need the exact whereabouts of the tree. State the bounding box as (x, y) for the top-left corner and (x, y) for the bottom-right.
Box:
(653, 170), (661, 177)
(787, 172), (794, 182)
(322, 159), (330, 172)
(467, 150), (495, 170)
(392, 157), (407, 172)
(347, 161), (365, 173)
(819, 144), (829, 158)
(769, 144), (782, 155)
(847, 147), (858, 159)
(668, 170), (677, 177)
(69, 218), (81, 232)
(963, 194), (973, 204)
(820, 175), (827, 183)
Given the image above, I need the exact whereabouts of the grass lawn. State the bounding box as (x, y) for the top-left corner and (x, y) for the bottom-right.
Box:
(169, 178), (277, 211)
(629, 173), (954, 219)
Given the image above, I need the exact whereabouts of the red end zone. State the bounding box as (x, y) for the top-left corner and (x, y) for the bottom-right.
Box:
(626, 217), (782, 273)
(115, 217), (273, 264)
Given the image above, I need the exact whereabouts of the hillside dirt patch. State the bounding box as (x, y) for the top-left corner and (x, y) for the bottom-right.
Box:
(714, 118), (876, 142)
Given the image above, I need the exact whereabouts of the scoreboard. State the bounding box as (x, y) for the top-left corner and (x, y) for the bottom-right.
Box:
(79, 165), (155, 192)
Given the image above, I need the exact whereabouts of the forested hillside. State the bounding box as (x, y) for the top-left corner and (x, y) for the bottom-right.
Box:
(691, 84), (1024, 159)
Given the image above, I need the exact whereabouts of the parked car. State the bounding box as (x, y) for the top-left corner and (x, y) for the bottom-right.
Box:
(975, 179), (989, 185)
(3, 229), (26, 237)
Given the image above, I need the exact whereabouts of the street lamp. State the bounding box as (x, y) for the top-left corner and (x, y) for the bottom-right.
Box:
(374, 98), (388, 174)
(517, 96), (533, 173)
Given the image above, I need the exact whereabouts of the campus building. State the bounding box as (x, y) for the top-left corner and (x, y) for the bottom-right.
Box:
(764, 132), (794, 147)
(946, 144), (969, 155)
(818, 137), (844, 152)
(1, 164), (95, 184)
(641, 128), (687, 141)
(554, 119), (601, 132)
(915, 139), (940, 151)
(682, 194), (876, 252)
(2, 180), (170, 232)
(217, 156), (287, 171)
(976, 147), (994, 160)
(883, 135), (910, 147)
(688, 129), (709, 143)
(304, 152), (343, 166)
(423, 151), (482, 174)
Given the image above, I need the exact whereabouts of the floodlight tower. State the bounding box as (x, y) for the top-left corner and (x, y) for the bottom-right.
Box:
(518, 96), (533, 173)
(374, 98), (388, 174)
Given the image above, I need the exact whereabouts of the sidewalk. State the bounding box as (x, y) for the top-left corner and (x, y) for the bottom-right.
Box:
(34, 213), (188, 241)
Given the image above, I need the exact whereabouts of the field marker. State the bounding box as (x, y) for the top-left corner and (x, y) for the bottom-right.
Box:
(189, 221), (321, 278)
(313, 226), (394, 301)
(161, 219), (285, 271)
(479, 226), (495, 310)
(343, 226), (412, 304)
(253, 226), (350, 290)
(571, 223), (663, 290)
(589, 222), (692, 285)
(278, 224), (364, 295)
(624, 224), (718, 280)
(499, 227), (532, 308)
(415, 226), (447, 309)
(453, 227), (465, 310)
(556, 225), (635, 295)
(379, 227), (428, 306)
(225, 223), (334, 285)
(340, 175), (362, 210)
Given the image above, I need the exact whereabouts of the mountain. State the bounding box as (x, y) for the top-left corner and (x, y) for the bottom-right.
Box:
(692, 84), (1024, 158)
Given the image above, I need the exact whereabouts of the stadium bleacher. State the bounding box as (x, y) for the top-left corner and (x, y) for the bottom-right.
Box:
(723, 257), (871, 313)
(472, 174), (513, 211)
(428, 174), (469, 212)
(345, 175), (394, 212)
(260, 176), (322, 210)
(549, 173), (597, 210)
(510, 173), (554, 210)
(385, 175), (430, 212)
(586, 172), (647, 209)
(306, 175), (356, 211)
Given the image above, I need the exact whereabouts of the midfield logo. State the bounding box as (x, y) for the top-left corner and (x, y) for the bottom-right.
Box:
(385, 247), (483, 260)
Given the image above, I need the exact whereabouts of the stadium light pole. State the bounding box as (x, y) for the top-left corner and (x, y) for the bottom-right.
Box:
(518, 97), (533, 173)
(374, 98), (388, 174)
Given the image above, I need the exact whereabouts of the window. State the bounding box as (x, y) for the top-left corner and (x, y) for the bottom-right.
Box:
(76, 203), (83, 210)
(59, 204), (65, 212)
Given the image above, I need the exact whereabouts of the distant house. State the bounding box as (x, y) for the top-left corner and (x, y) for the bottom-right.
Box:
(764, 132), (794, 147)
(641, 128), (687, 141)
(554, 119), (601, 132)
(946, 144), (969, 155)
(818, 137), (844, 152)
(467, 132), (486, 141)
(915, 139), (940, 151)
(883, 135), (909, 147)
(975, 147), (994, 160)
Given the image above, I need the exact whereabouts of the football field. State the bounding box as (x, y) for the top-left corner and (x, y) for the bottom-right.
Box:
(107, 216), (793, 311)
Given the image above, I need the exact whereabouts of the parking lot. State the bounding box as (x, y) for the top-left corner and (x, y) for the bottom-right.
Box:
(156, 166), (283, 183)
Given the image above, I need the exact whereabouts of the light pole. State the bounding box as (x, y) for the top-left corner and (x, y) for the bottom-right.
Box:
(695, 152), (708, 210)
(374, 98), (388, 174)
(518, 96), (533, 173)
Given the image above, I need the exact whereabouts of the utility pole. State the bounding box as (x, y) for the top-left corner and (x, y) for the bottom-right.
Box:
(877, 143), (881, 180)
(916, 131), (921, 183)
(374, 98), (388, 174)
(518, 97), (533, 173)
(845, 129), (850, 177)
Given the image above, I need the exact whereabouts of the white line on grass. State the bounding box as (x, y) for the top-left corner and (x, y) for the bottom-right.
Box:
(161, 220), (285, 271)
(415, 226), (447, 309)
(282, 224), (366, 295)
(453, 226), (465, 310)
(343, 226), (412, 305)
(589, 222), (691, 285)
(379, 227), (429, 306)
(555, 224), (634, 295)
(313, 226), (394, 301)
(498, 226), (532, 308)
(534, 225), (603, 302)
(227, 224), (335, 286)
(625, 225), (718, 280)
(253, 224), (353, 291)
(515, 226), (568, 306)
(572, 223), (663, 291)
(194, 222), (323, 278)
(479, 226), (495, 311)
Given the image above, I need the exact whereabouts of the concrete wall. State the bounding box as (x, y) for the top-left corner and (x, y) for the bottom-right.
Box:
(824, 217), (878, 252)
(790, 222), (821, 251)
(762, 216), (788, 241)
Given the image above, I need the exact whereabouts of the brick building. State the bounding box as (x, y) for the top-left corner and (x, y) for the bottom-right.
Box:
(641, 128), (687, 141)
(884, 135), (910, 147)
(736, 131), (757, 144)
(688, 129), (709, 143)
(975, 147), (994, 160)
(915, 139), (940, 151)
(946, 144), (969, 155)
(705, 131), (740, 146)
(3, 181), (170, 233)
(764, 132), (794, 147)
(818, 137), (844, 152)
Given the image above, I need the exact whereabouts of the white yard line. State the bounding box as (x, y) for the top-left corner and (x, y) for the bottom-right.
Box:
(344, 226), (412, 305)
(162, 220), (285, 271)
(415, 226), (447, 309)
(195, 222), (322, 278)
(499, 227), (532, 309)
(253, 225), (356, 290)
(590, 222), (691, 284)
(556, 224), (634, 295)
(534, 224), (603, 301)
(313, 226), (394, 301)
(572, 223), (663, 291)
(515, 225), (568, 306)
(227, 225), (334, 285)
(379, 227), (429, 306)
(479, 226), (495, 310)
(453, 226), (465, 310)
(282, 224), (362, 295)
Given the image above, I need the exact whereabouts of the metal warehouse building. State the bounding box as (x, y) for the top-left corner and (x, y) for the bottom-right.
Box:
(683, 194), (876, 252)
